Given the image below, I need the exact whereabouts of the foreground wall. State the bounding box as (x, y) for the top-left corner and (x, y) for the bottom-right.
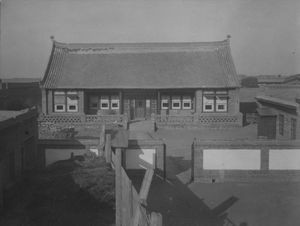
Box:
(191, 140), (300, 182)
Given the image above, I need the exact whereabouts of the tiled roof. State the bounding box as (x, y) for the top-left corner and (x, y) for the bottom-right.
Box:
(256, 95), (299, 109)
(0, 110), (24, 122)
(41, 39), (239, 89)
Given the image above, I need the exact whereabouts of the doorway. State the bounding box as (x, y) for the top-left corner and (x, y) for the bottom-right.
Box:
(135, 98), (146, 119)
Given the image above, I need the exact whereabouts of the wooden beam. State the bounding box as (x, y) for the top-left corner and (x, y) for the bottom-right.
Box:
(105, 134), (111, 163)
(139, 169), (154, 203)
(115, 148), (122, 226)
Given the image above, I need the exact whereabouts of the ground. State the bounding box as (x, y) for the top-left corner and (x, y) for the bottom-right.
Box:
(0, 157), (115, 226)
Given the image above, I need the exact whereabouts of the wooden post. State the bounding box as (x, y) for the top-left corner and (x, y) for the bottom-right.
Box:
(191, 140), (195, 182)
(115, 148), (122, 226)
(150, 212), (162, 226)
(105, 134), (111, 163)
(99, 124), (106, 151)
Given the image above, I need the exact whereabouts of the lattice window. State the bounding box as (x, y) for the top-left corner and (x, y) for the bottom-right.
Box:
(54, 91), (66, 112)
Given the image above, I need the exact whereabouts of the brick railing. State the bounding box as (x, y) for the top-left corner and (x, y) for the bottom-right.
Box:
(38, 113), (127, 125)
(155, 113), (242, 128)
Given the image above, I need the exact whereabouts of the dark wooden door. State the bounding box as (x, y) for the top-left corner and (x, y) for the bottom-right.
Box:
(135, 98), (145, 119)
(258, 116), (276, 139)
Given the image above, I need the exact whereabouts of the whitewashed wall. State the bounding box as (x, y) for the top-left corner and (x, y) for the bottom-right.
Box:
(269, 149), (300, 170)
(126, 149), (156, 170)
(203, 149), (261, 170)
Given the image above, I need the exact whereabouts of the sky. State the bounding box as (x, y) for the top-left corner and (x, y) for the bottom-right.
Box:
(0, 0), (300, 78)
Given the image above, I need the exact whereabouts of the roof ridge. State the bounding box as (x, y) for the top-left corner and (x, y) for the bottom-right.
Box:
(53, 39), (230, 52)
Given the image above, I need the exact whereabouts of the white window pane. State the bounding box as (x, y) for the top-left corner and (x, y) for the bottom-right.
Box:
(161, 97), (169, 110)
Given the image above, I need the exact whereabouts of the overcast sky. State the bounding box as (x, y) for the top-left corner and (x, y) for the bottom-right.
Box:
(1, 0), (300, 78)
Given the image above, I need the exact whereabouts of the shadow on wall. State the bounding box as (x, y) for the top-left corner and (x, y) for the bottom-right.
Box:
(128, 156), (243, 226)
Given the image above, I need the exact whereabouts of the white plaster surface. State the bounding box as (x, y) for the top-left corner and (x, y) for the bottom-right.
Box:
(126, 149), (155, 169)
(269, 149), (300, 170)
(203, 149), (261, 170)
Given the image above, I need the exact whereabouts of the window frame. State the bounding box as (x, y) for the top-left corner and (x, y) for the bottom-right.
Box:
(161, 96), (169, 110)
(171, 96), (181, 110)
(111, 95), (120, 110)
(100, 96), (110, 110)
(182, 95), (192, 110)
(54, 91), (67, 113)
(202, 90), (228, 113)
(66, 91), (79, 112)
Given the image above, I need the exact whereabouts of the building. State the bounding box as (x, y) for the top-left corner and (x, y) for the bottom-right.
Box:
(0, 78), (42, 111)
(40, 37), (242, 128)
(256, 95), (300, 140)
(0, 108), (38, 210)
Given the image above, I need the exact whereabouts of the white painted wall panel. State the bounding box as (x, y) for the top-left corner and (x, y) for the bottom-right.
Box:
(126, 149), (155, 170)
(269, 149), (300, 170)
(203, 149), (261, 170)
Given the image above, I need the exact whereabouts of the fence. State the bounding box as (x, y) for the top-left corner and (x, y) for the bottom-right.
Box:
(191, 139), (300, 183)
(105, 134), (162, 226)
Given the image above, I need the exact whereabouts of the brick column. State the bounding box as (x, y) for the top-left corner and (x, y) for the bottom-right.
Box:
(260, 147), (269, 170)
(77, 90), (85, 114)
(41, 89), (47, 114)
(195, 89), (203, 114)
(47, 90), (53, 114)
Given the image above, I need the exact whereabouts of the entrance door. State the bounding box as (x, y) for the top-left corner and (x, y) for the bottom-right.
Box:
(135, 98), (145, 119)
(258, 116), (276, 139)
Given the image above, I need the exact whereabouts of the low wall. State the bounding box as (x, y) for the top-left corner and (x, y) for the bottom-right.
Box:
(192, 139), (300, 182)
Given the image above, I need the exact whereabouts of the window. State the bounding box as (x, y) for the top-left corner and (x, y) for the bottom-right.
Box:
(203, 90), (228, 112)
(89, 96), (98, 109)
(111, 95), (120, 110)
(54, 91), (66, 112)
(279, 114), (284, 135)
(100, 96), (109, 109)
(172, 96), (181, 109)
(203, 91), (215, 112)
(161, 96), (169, 110)
(66, 91), (78, 112)
(216, 91), (228, 112)
(182, 96), (192, 110)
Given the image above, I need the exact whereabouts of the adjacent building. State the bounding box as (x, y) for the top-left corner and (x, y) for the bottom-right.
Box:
(0, 108), (38, 210)
(256, 95), (300, 140)
(40, 37), (242, 128)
